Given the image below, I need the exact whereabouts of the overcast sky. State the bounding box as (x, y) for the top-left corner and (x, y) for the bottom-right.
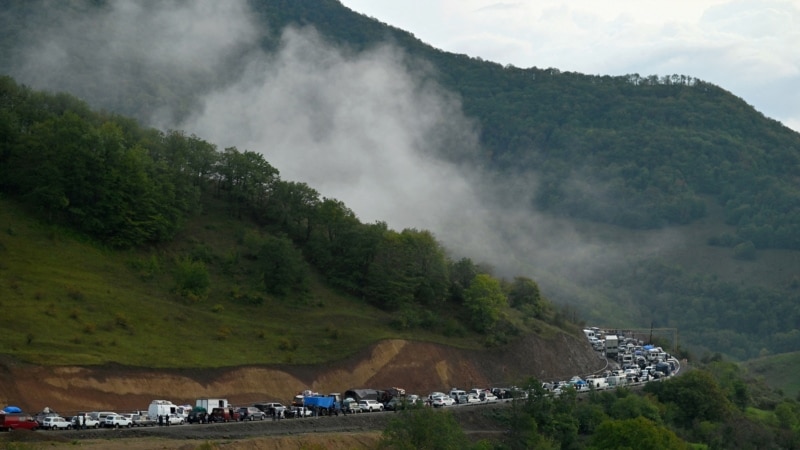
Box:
(341, 0), (800, 133)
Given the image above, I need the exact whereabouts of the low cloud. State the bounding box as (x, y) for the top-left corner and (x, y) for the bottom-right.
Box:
(4, 0), (678, 288)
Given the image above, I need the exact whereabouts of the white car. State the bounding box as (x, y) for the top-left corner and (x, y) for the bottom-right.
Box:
(480, 392), (498, 402)
(431, 395), (456, 407)
(457, 393), (481, 404)
(358, 399), (384, 412)
(71, 414), (100, 429)
(166, 414), (185, 425)
(104, 414), (132, 428)
(43, 416), (72, 430)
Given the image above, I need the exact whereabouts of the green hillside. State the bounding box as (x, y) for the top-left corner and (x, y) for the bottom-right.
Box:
(1, 192), (536, 367)
(0, 77), (570, 367)
(1, 0), (799, 361)
(743, 352), (800, 400)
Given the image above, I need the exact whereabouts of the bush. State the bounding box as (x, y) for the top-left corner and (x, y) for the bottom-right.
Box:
(278, 338), (298, 351)
(173, 256), (210, 300)
(733, 241), (756, 260)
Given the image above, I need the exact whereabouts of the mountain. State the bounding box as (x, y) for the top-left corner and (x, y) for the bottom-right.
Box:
(0, 0), (799, 361)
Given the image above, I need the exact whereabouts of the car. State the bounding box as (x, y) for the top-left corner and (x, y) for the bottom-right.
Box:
(43, 416), (72, 430)
(480, 391), (498, 402)
(71, 414), (100, 429)
(343, 401), (362, 414)
(104, 414), (132, 428)
(457, 393), (481, 404)
(449, 389), (466, 401)
(289, 406), (313, 418)
(132, 414), (156, 427)
(187, 407), (209, 424)
(34, 412), (60, 427)
(385, 397), (417, 411)
(358, 399), (384, 412)
(428, 391), (447, 400)
(431, 395), (455, 407)
(254, 402), (287, 419)
(237, 406), (266, 421)
(166, 414), (184, 425)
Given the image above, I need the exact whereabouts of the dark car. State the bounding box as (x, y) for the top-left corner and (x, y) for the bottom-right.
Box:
(208, 407), (240, 423)
(237, 406), (266, 421)
(187, 407), (209, 424)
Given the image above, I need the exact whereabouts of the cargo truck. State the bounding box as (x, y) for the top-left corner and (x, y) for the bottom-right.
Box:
(605, 335), (619, 358)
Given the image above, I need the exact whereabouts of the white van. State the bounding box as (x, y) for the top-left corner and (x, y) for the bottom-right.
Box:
(449, 389), (466, 402)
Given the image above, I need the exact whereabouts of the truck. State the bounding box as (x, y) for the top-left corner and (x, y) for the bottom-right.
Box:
(148, 400), (180, 422)
(303, 395), (341, 416)
(0, 413), (40, 431)
(605, 335), (619, 358)
(196, 398), (229, 414)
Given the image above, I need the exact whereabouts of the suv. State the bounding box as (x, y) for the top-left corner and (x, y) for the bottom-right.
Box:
(254, 402), (286, 418)
(237, 406), (266, 421)
(358, 399), (384, 412)
(104, 414), (132, 428)
(432, 395), (456, 407)
(43, 416), (72, 430)
(343, 401), (362, 414)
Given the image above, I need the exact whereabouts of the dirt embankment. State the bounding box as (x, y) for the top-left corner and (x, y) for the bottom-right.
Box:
(0, 332), (604, 414)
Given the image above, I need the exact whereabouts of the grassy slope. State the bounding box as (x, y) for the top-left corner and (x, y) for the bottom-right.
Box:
(0, 196), (487, 368)
(743, 352), (800, 399)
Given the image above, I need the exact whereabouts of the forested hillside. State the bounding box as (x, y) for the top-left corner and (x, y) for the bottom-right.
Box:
(1, 0), (799, 360)
(0, 76), (561, 366)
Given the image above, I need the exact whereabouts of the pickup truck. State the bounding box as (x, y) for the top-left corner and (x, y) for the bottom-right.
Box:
(132, 414), (156, 427)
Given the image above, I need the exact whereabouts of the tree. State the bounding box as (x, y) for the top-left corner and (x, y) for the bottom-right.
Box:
(590, 416), (689, 450)
(507, 276), (542, 312)
(644, 369), (732, 428)
(379, 407), (470, 450)
(463, 274), (507, 332)
(259, 234), (309, 297)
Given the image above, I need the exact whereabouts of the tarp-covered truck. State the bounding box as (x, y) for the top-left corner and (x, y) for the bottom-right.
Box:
(303, 396), (340, 416)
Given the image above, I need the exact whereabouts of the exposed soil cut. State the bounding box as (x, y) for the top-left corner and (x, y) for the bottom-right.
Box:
(0, 333), (604, 415)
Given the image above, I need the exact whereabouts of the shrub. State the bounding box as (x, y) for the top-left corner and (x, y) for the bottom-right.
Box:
(215, 327), (231, 340)
(278, 338), (298, 351)
(173, 256), (210, 300)
(211, 304), (224, 313)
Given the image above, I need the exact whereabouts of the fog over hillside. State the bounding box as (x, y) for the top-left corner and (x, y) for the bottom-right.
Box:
(4, 0), (680, 288)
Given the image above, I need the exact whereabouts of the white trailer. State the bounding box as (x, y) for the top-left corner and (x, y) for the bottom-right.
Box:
(196, 398), (229, 412)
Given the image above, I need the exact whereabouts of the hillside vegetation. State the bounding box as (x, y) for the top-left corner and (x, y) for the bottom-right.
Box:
(0, 77), (571, 367)
(1, 0), (799, 361)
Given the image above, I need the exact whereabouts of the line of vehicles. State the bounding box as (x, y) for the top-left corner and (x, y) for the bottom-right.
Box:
(1, 327), (679, 433)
